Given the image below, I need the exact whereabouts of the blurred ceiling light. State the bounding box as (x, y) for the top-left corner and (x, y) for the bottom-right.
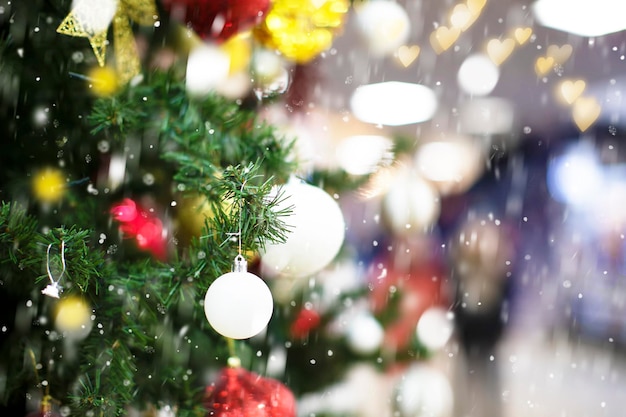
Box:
(533, 0), (626, 37)
(335, 135), (394, 175)
(350, 81), (438, 126)
(415, 137), (485, 195)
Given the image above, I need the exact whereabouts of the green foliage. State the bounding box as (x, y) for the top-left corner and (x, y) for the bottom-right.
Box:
(0, 63), (298, 415)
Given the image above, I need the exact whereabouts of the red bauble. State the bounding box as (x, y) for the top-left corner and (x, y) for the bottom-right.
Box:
(204, 367), (296, 417)
(289, 308), (321, 339)
(111, 198), (167, 260)
(162, 0), (270, 42)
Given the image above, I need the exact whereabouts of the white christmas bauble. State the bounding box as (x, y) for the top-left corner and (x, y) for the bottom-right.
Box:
(204, 260), (273, 339)
(395, 364), (453, 417)
(382, 171), (440, 235)
(261, 180), (345, 279)
(186, 44), (230, 97)
(346, 314), (384, 355)
(355, 1), (411, 57)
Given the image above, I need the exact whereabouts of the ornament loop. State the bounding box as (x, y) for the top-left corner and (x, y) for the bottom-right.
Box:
(42, 240), (66, 299)
(233, 254), (247, 273)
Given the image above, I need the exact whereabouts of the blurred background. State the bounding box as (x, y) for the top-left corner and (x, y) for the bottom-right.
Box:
(261, 1), (626, 416)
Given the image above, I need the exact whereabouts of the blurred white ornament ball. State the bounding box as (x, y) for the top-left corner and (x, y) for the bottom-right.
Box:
(346, 313), (384, 355)
(186, 44), (230, 97)
(457, 54), (500, 96)
(355, 1), (411, 56)
(204, 257), (273, 339)
(396, 364), (454, 417)
(261, 180), (345, 279)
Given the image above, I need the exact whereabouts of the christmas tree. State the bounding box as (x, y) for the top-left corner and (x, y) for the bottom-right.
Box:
(4, 1), (622, 417)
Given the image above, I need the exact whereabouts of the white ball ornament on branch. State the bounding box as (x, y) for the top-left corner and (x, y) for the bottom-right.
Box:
(261, 179), (346, 280)
(185, 44), (231, 97)
(204, 254), (274, 339)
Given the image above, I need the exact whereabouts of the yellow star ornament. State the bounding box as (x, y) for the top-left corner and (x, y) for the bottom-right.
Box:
(57, 0), (158, 85)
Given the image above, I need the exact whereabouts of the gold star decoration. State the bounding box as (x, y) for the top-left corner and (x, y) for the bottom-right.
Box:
(57, 0), (158, 85)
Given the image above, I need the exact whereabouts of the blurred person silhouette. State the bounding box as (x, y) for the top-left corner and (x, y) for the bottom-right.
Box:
(448, 216), (516, 417)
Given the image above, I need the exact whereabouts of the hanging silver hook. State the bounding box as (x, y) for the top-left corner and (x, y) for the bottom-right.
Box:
(41, 240), (66, 298)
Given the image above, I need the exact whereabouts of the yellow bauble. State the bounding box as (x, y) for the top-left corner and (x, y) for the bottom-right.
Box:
(87, 66), (120, 97)
(55, 296), (93, 339)
(254, 0), (349, 63)
(220, 32), (252, 74)
(176, 194), (235, 238)
(32, 167), (65, 203)
(177, 195), (215, 238)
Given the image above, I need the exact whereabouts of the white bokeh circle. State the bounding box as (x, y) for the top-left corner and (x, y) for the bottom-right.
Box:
(457, 54), (500, 96)
(346, 314), (384, 355)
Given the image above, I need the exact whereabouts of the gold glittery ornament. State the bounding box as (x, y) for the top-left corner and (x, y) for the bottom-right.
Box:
(57, 0), (158, 85)
(254, 0), (349, 64)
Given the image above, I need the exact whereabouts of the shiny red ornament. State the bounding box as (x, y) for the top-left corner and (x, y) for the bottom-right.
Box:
(111, 198), (167, 260)
(162, 0), (270, 42)
(289, 308), (321, 339)
(204, 367), (296, 417)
